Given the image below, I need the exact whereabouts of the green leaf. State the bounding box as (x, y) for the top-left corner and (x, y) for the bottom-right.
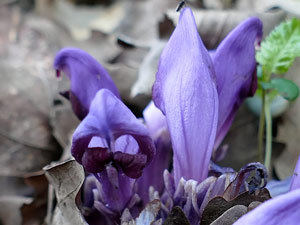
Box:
(260, 81), (273, 90)
(256, 18), (300, 75)
(261, 78), (300, 101)
(257, 65), (263, 79)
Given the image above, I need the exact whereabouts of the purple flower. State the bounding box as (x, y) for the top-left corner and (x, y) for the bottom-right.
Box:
(54, 47), (120, 120)
(213, 17), (262, 148)
(153, 7), (262, 184)
(153, 7), (219, 184)
(53, 6), (264, 225)
(135, 101), (172, 203)
(71, 89), (156, 224)
(71, 89), (155, 178)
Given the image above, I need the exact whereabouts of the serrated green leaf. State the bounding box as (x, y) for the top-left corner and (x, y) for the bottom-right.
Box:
(256, 18), (300, 76)
(270, 78), (299, 101)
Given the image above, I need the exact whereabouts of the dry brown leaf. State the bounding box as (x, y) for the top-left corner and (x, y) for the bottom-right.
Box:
(0, 6), (61, 177)
(203, 0), (234, 9)
(44, 159), (87, 225)
(165, 9), (286, 49)
(162, 206), (190, 225)
(201, 189), (271, 225)
(50, 96), (79, 149)
(210, 205), (247, 225)
(247, 201), (262, 211)
(21, 171), (49, 225)
(131, 41), (166, 98)
(42, 0), (126, 41)
(0, 196), (32, 225)
(237, 0), (300, 17)
(116, 0), (176, 46)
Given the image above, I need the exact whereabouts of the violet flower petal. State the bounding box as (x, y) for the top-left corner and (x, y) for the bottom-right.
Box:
(152, 7), (218, 184)
(213, 17), (263, 148)
(114, 135), (139, 155)
(83, 175), (98, 211)
(143, 101), (169, 139)
(290, 155), (300, 191)
(71, 89), (155, 178)
(208, 161), (235, 177)
(233, 188), (300, 225)
(267, 176), (292, 197)
(98, 166), (135, 214)
(54, 47), (120, 119)
(135, 101), (172, 203)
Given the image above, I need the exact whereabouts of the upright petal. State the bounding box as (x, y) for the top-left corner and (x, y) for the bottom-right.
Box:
(290, 155), (300, 191)
(54, 47), (120, 119)
(152, 7), (218, 184)
(213, 17), (263, 148)
(233, 188), (300, 225)
(71, 89), (155, 178)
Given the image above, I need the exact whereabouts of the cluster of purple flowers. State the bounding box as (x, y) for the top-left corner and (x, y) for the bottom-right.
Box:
(54, 7), (300, 225)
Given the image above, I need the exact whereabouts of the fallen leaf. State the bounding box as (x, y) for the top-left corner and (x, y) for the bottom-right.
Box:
(165, 9), (286, 49)
(162, 206), (191, 225)
(210, 205), (247, 225)
(201, 188), (271, 225)
(0, 196), (32, 225)
(203, 0), (234, 9)
(237, 0), (300, 17)
(106, 63), (151, 114)
(116, 0), (176, 46)
(131, 41), (166, 98)
(50, 96), (79, 149)
(0, 6), (61, 177)
(44, 159), (87, 225)
(46, 0), (125, 40)
(247, 201), (262, 211)
(21, 171), (49, 225)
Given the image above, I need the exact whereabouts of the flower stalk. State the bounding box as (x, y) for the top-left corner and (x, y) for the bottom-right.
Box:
(264, 94), (272, 173)
(255, 18), (300, 174)
(258, 89), (265, 163)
